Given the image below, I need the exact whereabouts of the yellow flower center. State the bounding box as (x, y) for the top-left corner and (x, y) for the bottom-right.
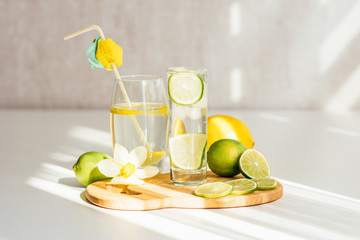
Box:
(120, 163), (136, 178)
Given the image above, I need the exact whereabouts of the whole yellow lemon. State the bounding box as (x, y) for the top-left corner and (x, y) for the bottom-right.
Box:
(207, 115), (254, 151)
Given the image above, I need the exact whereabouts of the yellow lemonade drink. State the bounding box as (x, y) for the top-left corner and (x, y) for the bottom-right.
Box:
(110, 75), (169, 171)
(110, 103), (169, 168)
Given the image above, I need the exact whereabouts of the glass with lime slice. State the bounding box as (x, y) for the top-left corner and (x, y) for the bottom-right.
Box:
(168, 67), (208, 185)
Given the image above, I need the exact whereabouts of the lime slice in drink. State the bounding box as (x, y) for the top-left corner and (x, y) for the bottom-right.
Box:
(226, 179), (257, 195)
(168, 72), (204, 105)
(194, 182), (233, 198)
(169, 133), (207, 170)
(253, 178), (277, 190)
(239, 149), (270, 179)
(141, 151), (167, 166)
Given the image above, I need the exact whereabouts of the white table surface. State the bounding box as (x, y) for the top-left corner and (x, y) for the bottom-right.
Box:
(1, 109), (360, 240)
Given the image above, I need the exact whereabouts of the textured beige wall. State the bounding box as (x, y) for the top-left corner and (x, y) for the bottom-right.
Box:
(1, 0), (360, 111)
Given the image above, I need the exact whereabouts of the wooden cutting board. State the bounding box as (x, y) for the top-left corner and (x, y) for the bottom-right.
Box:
(86, 172), (283, 210)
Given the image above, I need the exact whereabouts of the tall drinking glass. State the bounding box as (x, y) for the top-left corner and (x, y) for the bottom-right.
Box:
(110, 75), (169, 171)
(168, 67), (208, 185)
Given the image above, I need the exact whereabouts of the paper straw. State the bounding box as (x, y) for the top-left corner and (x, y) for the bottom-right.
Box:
(64, 25), (152, 152)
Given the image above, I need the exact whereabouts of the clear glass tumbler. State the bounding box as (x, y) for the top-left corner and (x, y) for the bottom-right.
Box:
(168, 67), (208, 185)
(110, 75), (169, 171)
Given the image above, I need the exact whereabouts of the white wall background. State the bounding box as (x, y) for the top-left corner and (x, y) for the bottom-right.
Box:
(1, 0), (360, 111)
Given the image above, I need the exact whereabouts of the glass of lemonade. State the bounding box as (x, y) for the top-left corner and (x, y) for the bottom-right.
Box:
(168, 67), (208, 185)
(110, 75), (169, 171)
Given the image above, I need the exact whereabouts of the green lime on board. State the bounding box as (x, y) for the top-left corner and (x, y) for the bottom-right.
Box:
(194, 182), (233, 198)
(225, 179), (257, 195)
(239, 149), (270, 179)
(169, 133), (207, 170)
(168, 72), (204, 105)
(73, 151), (112, 186)
(253, 178), (277, 190)
(207, 139), (247, 177)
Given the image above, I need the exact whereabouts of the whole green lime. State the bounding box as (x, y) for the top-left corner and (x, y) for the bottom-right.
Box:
(207, 139), (247, 177)
(73, 151), (112, 186)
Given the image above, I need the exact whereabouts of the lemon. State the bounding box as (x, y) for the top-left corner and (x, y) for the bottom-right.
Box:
(73, 151), (112, 186)
(207, 115), (254, 151)
(168, 72), (204, 105)
(194, 182), (233, 198)
(239, 149), (270, 179)
(173, 119), (186, 136)
(207, 139), (246, 177)
(141, 151), (167, 166)
(253, 178), (277, 190)
(169, 133), (207, 170)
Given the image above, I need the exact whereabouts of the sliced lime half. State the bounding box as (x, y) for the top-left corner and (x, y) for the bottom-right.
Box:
(239, 149), (270, 179)
(253, 178), (277, 190)
(226, 179), (257, 195)
(168, 72), (204, 105)
(194, 182), (233, 198)
(169, 133), (207, 170)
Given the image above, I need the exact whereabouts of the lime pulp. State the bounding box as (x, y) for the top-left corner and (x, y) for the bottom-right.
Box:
(169, 133), (207, 170)
(194, 182), (233, 198)
(226, 179), (257, 195)
(239, 149), (270, 179)
(168, 72), (204, 106)
(253, 178), (277, 190)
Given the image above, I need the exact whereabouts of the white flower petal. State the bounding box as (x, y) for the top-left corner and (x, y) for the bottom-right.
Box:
(114, 143), (129, 165)
(107, 175), (144, 185)
(98, 159), (121, 177)
(129, 146), (147, 167)
(135, 166), (159, 179)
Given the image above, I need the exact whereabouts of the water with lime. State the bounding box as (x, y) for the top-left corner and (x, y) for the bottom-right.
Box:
(168, 67), (208, 185)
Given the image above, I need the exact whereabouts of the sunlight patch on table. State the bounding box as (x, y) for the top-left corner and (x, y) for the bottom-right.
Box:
(258, 112), (290, 123)
(278, 177), (360, 212)
(69, 126), (111, 147)
(25, 163), (236, 239)
(167, 208), (304, 240)
(48, 152), (76, 162)
(326, 127), (359, 137)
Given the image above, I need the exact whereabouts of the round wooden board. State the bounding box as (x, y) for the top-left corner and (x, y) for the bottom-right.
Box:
(86, 172), (283, 211)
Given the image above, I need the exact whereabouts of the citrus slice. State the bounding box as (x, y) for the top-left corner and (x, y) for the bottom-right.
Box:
(226, 179), (257, 195)
(194, 182), (233, 198)
(168, 72), (204, 105)
(141, 151), (167, 166)
(253, 178), (277, 190)
(239, 149), (270, 179)
(169, 133), (207, 170)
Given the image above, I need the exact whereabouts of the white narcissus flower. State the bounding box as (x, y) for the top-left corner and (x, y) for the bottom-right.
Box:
(98, 144), (159, 185)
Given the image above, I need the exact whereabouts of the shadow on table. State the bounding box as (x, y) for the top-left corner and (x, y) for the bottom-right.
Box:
(58, 177), (84, 188)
